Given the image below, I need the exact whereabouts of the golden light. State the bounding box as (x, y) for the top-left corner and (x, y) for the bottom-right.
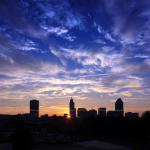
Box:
(67, 115), (71, 119)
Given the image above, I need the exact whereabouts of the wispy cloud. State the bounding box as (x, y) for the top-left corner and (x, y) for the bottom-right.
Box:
(43, 26), (68, 35)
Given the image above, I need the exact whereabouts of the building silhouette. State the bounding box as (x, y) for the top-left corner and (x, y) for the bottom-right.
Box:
(30, 100), (39, 119)
(125, 112), (139, 119)
(69, 97), (76, 119)
(142, 111), (150, 119)
(107, 110), (121, 118)
(77, 108), (87, 118)
(115, 98), (124, 116)
(98, 107), (106, 117)
(88, 109), (97, 118)
(106, 98), (124, 117)
(63, 113), (68, 119)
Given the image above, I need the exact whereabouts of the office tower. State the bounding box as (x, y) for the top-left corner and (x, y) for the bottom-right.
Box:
(77, 108), (87, 118)
(107, 110), (121, 118)
(125, 112), (139, 119)
(115, 98), (124, 116)
(142, 111), (150, 119)
(69, 97), (76, 119)
(98, 107), (106, 117)
(88, 109), (97, 118)
(30, 99), (39, 119)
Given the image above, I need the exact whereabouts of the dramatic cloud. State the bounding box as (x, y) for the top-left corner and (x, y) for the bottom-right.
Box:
(0, 0), (150, 115)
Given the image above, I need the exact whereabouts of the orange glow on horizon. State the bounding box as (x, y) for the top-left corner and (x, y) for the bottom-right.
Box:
(67, 115), (71, 119)
(0, 100), (149, 116)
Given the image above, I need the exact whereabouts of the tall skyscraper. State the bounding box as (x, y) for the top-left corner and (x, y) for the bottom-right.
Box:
(115, 98), (124, 116)
(30, 99), (39, 119)
(69, 97), (76, 119)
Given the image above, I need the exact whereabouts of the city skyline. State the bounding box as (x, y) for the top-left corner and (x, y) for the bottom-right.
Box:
(1, 97), (143, 118)
(0, 0), (150, 116)
(0, 97), (147, 116)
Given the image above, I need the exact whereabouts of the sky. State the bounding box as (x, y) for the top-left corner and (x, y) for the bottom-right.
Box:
(0, 0), (150, 116)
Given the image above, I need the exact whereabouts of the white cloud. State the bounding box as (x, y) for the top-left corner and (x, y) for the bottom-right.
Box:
(97, 25), (104, 33)
(51, 47), (117, 68)
(63, 35), (76, 42)
(94, 23), (116, 43)
(105, 33), (116, 42)
(43, 26), (68, 35)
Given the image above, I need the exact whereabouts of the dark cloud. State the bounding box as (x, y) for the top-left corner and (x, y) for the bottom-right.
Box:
(104, 0), (150, 40)
(0, 0), (46, 37)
